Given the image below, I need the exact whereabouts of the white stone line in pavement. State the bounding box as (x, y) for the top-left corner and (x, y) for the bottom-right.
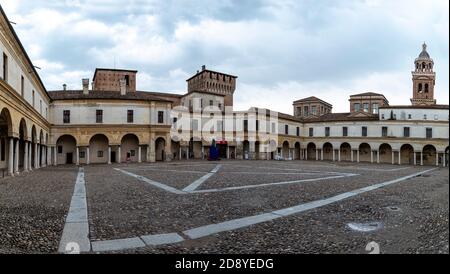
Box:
(122, 168), (208, 174)
(58, 167), (91, 253)
(91, 233), (185, 252)
(183, 168), (437, 239)
(190, 173), (359, 194)
(183, 164), (222, 192)
(341, 166), (411, 172)
(114, 168), (186, 195)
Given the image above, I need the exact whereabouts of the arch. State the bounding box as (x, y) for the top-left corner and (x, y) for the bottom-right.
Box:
(340, 142), (351, 161)
(282, 141), (290, 159)
(155, 137), (166, 161)
(294, 142), (301, 160)
(379, 143), (392, 163)
(56, 135), (77, 165)
(400, 144), (414, 165)
(422, 145), (436, 166)
(19, 119), (28, 141)
(359, 143), (371, 162)
(243, 140), (250, 160)
(121, 134), (140, 163)
(89, 134), (109, 164)
(424, 83), (429, 93)
(307, 142), (316, 160)
(322, 142), (333, 161)
(0, 108), (13, 136)
(18, 119), (28, 170)
(418, 83), (422, 92)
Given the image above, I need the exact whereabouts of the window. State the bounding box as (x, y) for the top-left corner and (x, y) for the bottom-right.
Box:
(343, 127), (348, 137)
(256, 120), (259, 131)
(418, 83), (423, 92)
(158, 111), (164, 123)
(309, 128), (314, 137)
(381, 114), (385, 119)
(372, 103), (379, 114)
(79, 151), (85, 159)
(97, 151), (104, 158)
(296, 127), (300, 137)
(271, 122), (276, 133)
(46, 107), (48, 119)
(285, 125), (289, 135)
(2, 53), (7, 81)
(125, 75), (130, 86)
(325, 127), (330, 137)
(192, 119), (198, 131)
(424, 114), (427, 120)
(244, 120), (248, 131)
(21, 75), (24, 97)
(58, 146), (63, 154)
(63, 110), (70, 124)
(382, 126), (388, 137)
(426, 128), (432, 139)
(408, 114), (412, 119)
(32, 90), (35, 107)
(311, 106), (317, 115)
(209, 100), (213, 106)
(362, 126), (368, 137)
(130, 150), (136, 157)
(425, 84), (429, 93)
(354, 103), (360, 112)
(96, 110), (103, 123)
(304, 106), (309, 116)
(40, 100), (42, 114)
(173, 117), (178, 123)
(363, 103), (369, 112)
(127, 110), (134, 123)
(404, 127), (410, 137)
(218, 103), (222, 110)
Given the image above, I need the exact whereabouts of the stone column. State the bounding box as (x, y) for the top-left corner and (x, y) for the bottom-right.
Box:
(14, 139), (19, 174)
(420, 151), (423, 166)
(149, 137), (156, 162)
(351, 150), (354, 162)
(399, 151), (402, 165)
(138, 146), (142, 163)
(201, 146), (205, 160)
(76, 147), (80, 166)
(86, 147), (90, 165)
(24, 141), (28, 172)
(28, 143), (33, 170)
(332, 150), (335, 162)
(47, 146), (51, 166)
(179, 147), (182, 161)
(118, 146), (122, 164)
(338, 149), (341, 162)
(436, 152), (439, 166)
(8, 138), (14, 176)
(227, 146), (230, 159)
(391, 151), (395, 165)
(315, 149), (318, 161)
(320, 149), (324, 161)
(108, 146), (111, 164)
(53, 146), (57, 166)
(357, 150), (360, 163)
(413, 152), (417, 165)
(371, 151), (374, 163)
(305, 149), (308, 160)
(377, 150), (380, 164)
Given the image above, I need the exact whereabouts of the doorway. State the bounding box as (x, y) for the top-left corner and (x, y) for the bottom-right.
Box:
(66, 153), (73, 164)
(111, 151), (116, 163)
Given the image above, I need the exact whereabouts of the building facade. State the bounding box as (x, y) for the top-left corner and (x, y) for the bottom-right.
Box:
(0, 6), (448, 178)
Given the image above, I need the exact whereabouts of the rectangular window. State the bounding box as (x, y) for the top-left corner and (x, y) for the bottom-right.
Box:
(173, 117), (178, 123)
(372, 103), (379, 114)
(125, 75), (130, 86)
(311, 106), (317, 115)
(426, 128), (432, 139)
(96, 110), (103, 123)
(325, 127), (330, 137)
(218, 103), (222, 110)
(343, 127), (348, 137)
(285, 125), (289, 135)
(404, 127), (410, 137)
(21, 75), (25, 97)
(271, 122), (276, 133)
(32, 90), (35, 107)
(63, 110), (70, 124)
(40, 100), (42, 114)
(2, 53), (7, 81)
(244, 120), (248, 131)
(127, 110), (134, 123)
(130, 150), (136, 157)
(362, 126), (368, 137)
(256, 120), (259, 131)
(79, 151), (85, 159)
(363, 103), (369, 112)
(382, 126), (388, 137)
(58, 146), (63, 154)
(296, 127), (300, 137)
(209, 100), (213, 106)
(354, 103), (360, 112)
(408, 114), (412, 119)
(192, 119), (198, 131)
(304, 106), (309, 116)
(381, 114), (385, 119)
(97, 151), (103, 158)
(158, 111), (164, 123)
(309, 128), (314, 137)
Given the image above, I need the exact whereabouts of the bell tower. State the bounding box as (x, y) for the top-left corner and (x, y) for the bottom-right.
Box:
(411, 43), (436, 105)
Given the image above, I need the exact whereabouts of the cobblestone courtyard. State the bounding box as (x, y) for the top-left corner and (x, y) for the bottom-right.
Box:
(0, 160), (448, 254)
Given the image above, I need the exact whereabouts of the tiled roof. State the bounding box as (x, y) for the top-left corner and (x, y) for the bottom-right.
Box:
(379, 105), (449, 110)
(300, 112), (379, 123)
(48, 90), (175, 102)
(350, 92), (386, 97)
(293, 96), (333, 106)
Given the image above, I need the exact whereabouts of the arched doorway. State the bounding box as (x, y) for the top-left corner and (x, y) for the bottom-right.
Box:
(171, 140), (180, 160)
(155, 137), (166, 161)
(243, 140), (250, 160)
(294, 142), (301, 160)
(18, 119), (28, 171)
(121, 134), (140, 163)
(422, 145), (437, 166)
(89, 134), (109, 164)
(282, 141), (290, 159)
(323, 143), (333, 161)
(31, 125), (37, 168)
(269, 139), (277, 160)
(359, 143), (371, 162)
(340, 143), (351, 161)
(379, 143), (392, 163)
(400, 144), (414, 165)
(307, 143), (316, 160)
(56, 135), (77, 165)
(0, 108), (12, 171)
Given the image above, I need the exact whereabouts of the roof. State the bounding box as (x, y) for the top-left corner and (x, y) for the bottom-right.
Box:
(293, 96), (333, 107)
(300, 112), (379, 123)
(418, 43), (431, 59)
(186, 68), (238, 82)
(350, 92), (386, 97)
(48, 90), (174, 103)
(0, 5), (50, 99)
(379, 104), (449, 110)
(93, 68), (138, 82)
(182, 90), (226, 98)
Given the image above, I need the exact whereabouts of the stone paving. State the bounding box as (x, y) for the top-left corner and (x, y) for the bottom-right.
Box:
(0, 160), (448, 254)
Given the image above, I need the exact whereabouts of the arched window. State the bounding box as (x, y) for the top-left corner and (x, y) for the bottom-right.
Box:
(418, 83), (423, 92)
(422, 62), (426, 70)
(425, 84), (429, 93)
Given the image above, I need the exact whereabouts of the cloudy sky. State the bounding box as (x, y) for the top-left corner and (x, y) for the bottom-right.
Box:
(2, 0), (448, 113)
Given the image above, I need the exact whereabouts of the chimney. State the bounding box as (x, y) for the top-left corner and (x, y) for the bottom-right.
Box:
(82, 79), (89, 95)
(119, 79), (127, 95)
(202, 65), (206, 71)
(63, 84), (67, 91)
